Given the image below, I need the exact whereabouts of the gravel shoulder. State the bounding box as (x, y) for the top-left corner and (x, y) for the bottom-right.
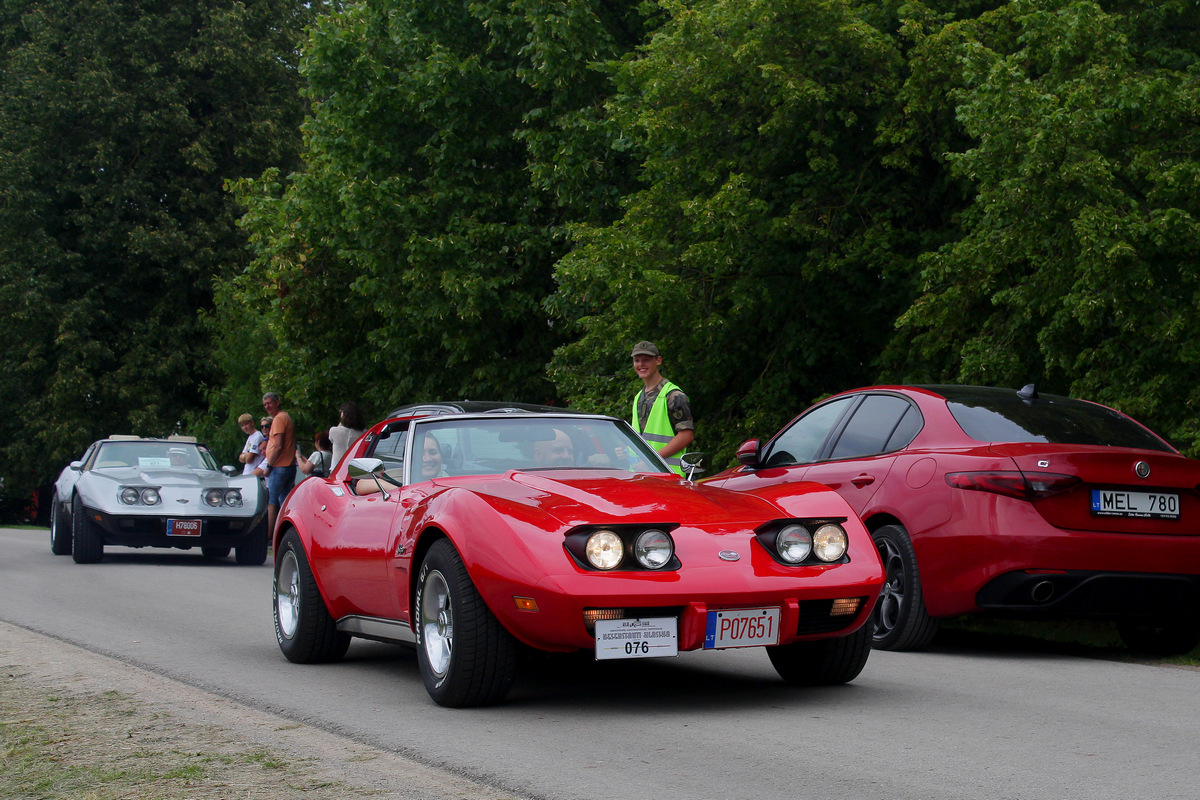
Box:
(0, 620), (526, 799)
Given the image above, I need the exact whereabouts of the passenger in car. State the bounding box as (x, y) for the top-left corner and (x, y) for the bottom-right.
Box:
(356, 432), (447, 495)
(418, 432), (450, 479)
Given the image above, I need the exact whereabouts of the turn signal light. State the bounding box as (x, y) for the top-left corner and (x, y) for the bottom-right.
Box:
(582, 608), (625, 631)
(830, 597), (863, 616)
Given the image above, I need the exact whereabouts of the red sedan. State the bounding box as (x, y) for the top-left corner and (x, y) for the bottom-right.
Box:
(272, 409), (884, 706)
(704, 385), (1200, 655)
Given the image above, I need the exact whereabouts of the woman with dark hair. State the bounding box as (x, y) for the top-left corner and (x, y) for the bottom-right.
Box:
(298, 431), (334, 481)
(329, 401), (367, 470)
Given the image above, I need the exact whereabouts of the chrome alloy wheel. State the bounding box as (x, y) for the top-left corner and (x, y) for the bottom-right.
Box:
(872, 536), (906, 637)
(276, 549), (302, 640)
(420, 568), (454, 677)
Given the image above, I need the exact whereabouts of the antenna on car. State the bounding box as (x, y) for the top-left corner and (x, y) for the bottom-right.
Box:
(1017, 383), (1039, 403)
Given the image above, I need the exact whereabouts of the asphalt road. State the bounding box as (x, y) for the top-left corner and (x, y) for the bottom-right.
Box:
(3, 526), (1197, 800)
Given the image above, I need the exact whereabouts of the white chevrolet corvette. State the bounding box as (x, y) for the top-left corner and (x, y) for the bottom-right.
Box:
(50, 435), (268, 565)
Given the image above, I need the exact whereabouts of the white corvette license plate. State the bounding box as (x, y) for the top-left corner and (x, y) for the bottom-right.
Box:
(704, 607), (781, 649)
(166, 519), (202, 537)
(594, 617), (678, 660)
(1090, 490), (1179, 520)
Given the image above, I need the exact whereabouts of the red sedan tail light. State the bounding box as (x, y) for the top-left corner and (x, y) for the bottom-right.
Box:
(945, 471), (1081, 501)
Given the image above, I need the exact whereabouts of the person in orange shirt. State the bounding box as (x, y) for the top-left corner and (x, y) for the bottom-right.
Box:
(260, 391), (297, 539)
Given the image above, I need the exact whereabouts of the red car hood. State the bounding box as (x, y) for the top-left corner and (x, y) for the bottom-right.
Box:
(464, 470), (787, 528)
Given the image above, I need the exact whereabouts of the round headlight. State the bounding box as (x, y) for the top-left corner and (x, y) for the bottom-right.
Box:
(140, 488), (160, 506)
(204, 488), (225, 507)
(224, 489), (242, 508)
(812, 524), (848, 562)
(634, 529), (674, 569)
(776, 524), (813, 564)
(120, 488), (140, 505)
(585, 530), (624, 570)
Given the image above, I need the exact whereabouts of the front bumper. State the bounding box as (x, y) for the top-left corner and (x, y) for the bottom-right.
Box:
(485, 554), (884, 653)
(83, 506), (265, 549)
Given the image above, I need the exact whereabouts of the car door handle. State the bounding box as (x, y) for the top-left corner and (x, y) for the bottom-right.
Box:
(851, 474), (875, 488)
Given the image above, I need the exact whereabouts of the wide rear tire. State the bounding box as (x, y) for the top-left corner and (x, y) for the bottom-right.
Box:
(767, 624), (872, 686)
(71, 495), (103, 564)
(870, 524), (939, 651)
(50, 493), (72, 556)
(416, 538), (517, 707)
(273, 530), (350, 663)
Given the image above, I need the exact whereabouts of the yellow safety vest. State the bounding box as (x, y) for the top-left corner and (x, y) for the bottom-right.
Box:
(632, 380), (684, 475)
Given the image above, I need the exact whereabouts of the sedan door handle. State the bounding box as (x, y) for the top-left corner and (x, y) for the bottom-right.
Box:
(851, 474), (875, 488)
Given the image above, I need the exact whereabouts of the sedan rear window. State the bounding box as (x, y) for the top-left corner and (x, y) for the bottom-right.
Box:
(945, 392), (1171, 451)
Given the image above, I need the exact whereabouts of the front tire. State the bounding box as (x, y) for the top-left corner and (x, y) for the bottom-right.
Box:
(71, 495), (103, 564)
(416, 538), (517, 707)
(871, 524), (939, 651)
(1117, 616), (1200, 656)
(767, 624), (872, 685)
(273, 530), (350, 663)
(50, 493), (72, 556)
(235, 516), (269, 565)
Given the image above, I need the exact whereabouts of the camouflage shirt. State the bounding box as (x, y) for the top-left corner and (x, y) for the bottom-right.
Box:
(637, 377), (694, 433)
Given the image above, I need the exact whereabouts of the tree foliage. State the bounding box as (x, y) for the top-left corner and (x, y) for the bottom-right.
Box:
(8, 0), (1200, 520)
(0, 0), (314, 512)
(888, 0), (1200, 451)
(548, 0), (935, 455)
(221, 0), (655, 430)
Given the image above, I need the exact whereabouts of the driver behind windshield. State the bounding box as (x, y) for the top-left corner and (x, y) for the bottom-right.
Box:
(533, 428), (575, 467)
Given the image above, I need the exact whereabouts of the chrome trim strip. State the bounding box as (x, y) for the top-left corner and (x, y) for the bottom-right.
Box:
(336, 615), (416, 644)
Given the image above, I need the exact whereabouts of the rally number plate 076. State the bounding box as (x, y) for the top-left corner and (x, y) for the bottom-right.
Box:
(704, 607), (781, 649)
(594, 617), (679, 660)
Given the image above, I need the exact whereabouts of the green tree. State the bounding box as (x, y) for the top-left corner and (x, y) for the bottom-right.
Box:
(548, 0), (934, 461)
(888, 0), (1200, 452)
(222, 0), (655, 427)
(0, 0), (315, 516)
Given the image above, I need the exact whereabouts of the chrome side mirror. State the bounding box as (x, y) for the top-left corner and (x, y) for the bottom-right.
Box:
(680, 452), (706, 482)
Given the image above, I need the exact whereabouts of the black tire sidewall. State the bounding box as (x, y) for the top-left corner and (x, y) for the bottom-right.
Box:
(71, 494), (102, 564)
(415, 542), (455, 697)
(870, 523), (937, 651)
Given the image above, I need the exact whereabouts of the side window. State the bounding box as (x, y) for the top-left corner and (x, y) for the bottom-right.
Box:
(763, 397), (855, 467)
(370, 428), (408, 469)
(884, 405), (922, 452)
(829, 395), (917, 460)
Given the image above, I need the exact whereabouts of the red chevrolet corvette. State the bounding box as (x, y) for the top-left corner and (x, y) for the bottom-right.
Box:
(704, 385), (1200, 655)
(272, 407), (884, 707)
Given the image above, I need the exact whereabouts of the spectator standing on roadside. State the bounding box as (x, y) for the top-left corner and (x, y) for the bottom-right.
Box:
(630, 341), (693, 476)
(298, 432), (334, 482)
(329, 400), (367, 470)
(236, 413), (266, 476)
(261, 392), (297, 536)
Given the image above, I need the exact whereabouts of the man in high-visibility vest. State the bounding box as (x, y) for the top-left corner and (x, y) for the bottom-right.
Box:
(630, 341), (694, 475)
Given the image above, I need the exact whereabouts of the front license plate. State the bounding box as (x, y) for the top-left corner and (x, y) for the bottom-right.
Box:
(704, 607), (781, 649)
(594, 617), (678, 660)
(1090, 490), (1179, 520)
(166, 519), (202, 537)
